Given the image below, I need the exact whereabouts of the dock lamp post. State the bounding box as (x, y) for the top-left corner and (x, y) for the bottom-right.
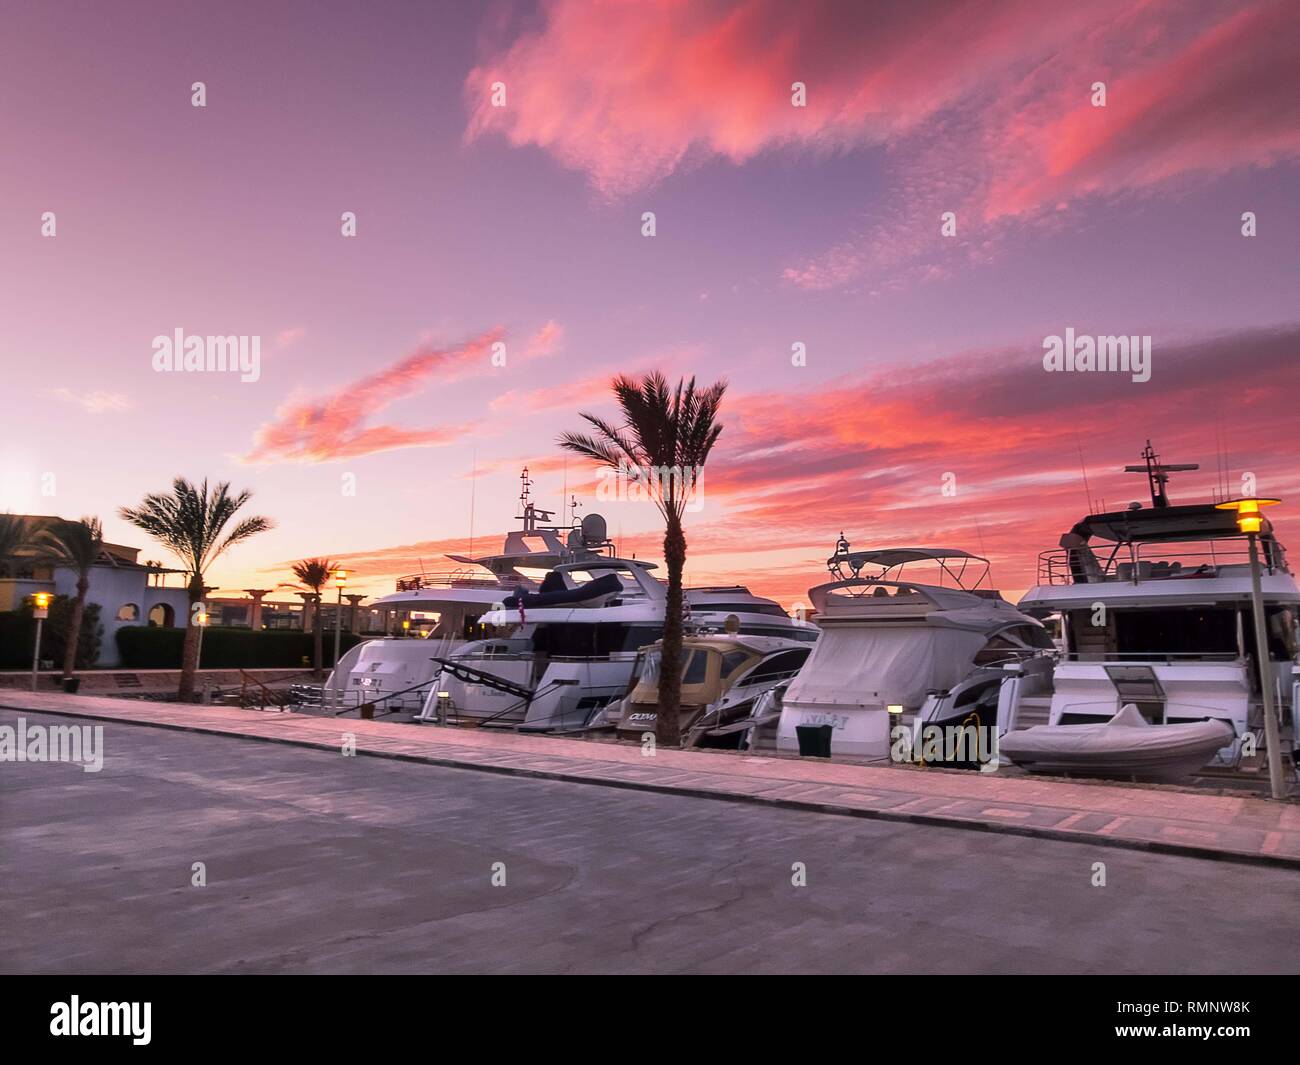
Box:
(331, 569), (348, 669)
(1217, 498), (1286, 799)
(30, 591), (52, 692)
(195, 607), (209, 665)
(328, 568), (349, 713)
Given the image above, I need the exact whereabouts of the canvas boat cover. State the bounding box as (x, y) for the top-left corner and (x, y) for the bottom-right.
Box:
(784, 626), (985, 711)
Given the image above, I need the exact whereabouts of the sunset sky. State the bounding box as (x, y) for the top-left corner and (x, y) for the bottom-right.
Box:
(2, 0), (1298, 609)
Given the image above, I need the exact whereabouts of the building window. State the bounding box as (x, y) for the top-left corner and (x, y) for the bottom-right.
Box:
(116, 603), (140, 622)
(147, 603), (176, 628)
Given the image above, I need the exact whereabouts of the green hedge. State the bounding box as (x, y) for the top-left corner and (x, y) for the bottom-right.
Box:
(0, 599), (103, 670)
(115, 625), (364, 669)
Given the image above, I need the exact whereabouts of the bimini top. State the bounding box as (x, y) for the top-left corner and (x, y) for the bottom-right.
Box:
(826, 541), (992, 592)
(829, 547), (985, 568)
(1071, 503), (1250, 544)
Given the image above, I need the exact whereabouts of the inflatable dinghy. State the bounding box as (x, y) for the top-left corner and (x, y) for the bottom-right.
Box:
(999, 704), (1234, 781)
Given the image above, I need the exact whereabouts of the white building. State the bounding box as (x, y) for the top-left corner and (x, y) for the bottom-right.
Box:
(0, 516), (191, 667)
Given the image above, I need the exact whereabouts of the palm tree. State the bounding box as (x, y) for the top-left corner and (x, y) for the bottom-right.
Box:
(291, 557), (337, 678)
(36, 517), (104, 680)
(559, 372), (727, 746)
(120, 479), (274, 700)
(0, 513), (40, 576)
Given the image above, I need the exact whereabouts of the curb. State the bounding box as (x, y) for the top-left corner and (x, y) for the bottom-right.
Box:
(6, 701), (1299, 872)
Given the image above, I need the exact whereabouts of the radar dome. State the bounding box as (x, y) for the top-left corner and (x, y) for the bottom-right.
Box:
(581, 513), (608, 546)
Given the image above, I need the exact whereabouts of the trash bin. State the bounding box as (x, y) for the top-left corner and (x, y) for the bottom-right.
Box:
(62, 677), (81, 694)
(796, 723), (833, 758)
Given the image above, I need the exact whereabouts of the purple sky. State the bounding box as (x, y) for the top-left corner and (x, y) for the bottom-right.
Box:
(2, 0), (1298, 605)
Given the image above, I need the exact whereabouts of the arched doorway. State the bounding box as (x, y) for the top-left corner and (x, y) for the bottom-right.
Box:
(147, 603), (176, 628)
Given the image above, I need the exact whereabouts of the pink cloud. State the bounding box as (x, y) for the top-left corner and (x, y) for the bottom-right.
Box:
(241, 330), (501, 464)
(523, 319), (565, 358)
(985, 1), (1300, 219)
(465, 0), (1122, 198)
(466, 2), (1299, 288)
(48, 388), (132, 414)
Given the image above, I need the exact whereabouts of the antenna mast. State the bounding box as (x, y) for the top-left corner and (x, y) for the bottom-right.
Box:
(1123, 440), (1198, 509)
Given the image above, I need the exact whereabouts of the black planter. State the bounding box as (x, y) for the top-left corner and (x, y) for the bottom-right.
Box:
(62, 677), (82, 694)
(795, 723), (833, 758)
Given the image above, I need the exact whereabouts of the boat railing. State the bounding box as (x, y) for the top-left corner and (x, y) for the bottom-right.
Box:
(395, 569), (524, 592)
(1037, 540), (1272, 585)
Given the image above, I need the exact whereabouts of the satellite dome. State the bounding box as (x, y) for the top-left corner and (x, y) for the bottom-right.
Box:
(581, 513), (608, 546)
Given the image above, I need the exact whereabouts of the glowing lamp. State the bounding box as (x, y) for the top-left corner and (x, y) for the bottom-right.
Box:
(1216, 498), (1280, 535)
(887, 704), (904, 715)
(334, 568), (348, 588)
(32, 592), (52, 611)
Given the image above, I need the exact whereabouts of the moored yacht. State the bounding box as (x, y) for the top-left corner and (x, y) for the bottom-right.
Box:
(318, 470), (611, 712)
(1000, 443), (1300, 778)
(774, 541), (1053, 760)
(422, 556), (816, 731)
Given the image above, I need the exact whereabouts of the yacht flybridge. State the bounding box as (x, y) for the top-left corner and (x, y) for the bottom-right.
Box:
(1001, 443), (1300, 777)
(321, 469), (616, 711)
(773, 541), (1053, 760)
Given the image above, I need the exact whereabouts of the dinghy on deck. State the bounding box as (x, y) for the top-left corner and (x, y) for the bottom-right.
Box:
(999, 703), (1235, 781)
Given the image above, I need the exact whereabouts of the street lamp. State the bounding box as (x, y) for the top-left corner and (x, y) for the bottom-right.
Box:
(31, 591), (52, 692)
(195, 607), (209, 668)
(331, 566), (348, 659)
(329, 569), (349, 712)
(1216, 498), (1285, 799)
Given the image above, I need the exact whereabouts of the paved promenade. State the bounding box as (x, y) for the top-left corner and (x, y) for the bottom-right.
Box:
(3, 691), (1299, 868)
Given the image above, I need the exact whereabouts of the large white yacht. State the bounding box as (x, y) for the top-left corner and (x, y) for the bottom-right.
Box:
(320, 470), (611, 712)
(773, 541), (1053, 760)
(422, 556), (816, 731)
(1001, 443), (1300, 775)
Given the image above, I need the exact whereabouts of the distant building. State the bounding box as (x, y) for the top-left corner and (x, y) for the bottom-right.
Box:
(0, 516), (191, 667)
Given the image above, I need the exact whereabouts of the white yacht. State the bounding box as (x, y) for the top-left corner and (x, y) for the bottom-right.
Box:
(773, 541), (1053, 761)
(1000, 443), (1300, 777)
(319, 470), (611, 712)
(422, 557), (816, 731)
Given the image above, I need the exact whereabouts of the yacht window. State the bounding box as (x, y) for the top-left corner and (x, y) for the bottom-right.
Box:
(1016, 624), (1056, 650)
(953, 678), (1000, 709)
(637, 650), (662, 687)
(1270, 608), (1298, 659)
(534, 623), (663, 658)
(1112, 608), (1237, 657)
(692, 602), (789, 618)
(973, 634), (1024, 665)
(682, 652), (709, 685)
(720, 651), (752, 677)
(735, 648), (811, 686)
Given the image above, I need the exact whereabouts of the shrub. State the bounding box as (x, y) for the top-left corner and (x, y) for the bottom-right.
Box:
(114, 625), (364, 669)
(3, 597), (103, 669)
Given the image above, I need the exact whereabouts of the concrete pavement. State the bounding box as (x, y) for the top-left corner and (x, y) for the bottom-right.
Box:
(3, 709), (1297, 974)
(3, 692), (1300, 868)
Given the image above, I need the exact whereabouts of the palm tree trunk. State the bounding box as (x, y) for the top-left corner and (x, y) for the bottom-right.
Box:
(312, 594), (324, 678)
(656, 515), (686, 746)
(62, 577), (89, 680)
(179, 577), (203, 700)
